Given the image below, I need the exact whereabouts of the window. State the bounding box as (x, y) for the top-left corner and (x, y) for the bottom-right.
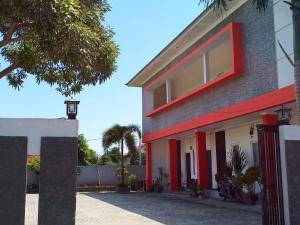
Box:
(208, 33), (232, 81)
(145, 23), (243, 117)
(171, 55), (204, 100)
(153, 83), (167, 109)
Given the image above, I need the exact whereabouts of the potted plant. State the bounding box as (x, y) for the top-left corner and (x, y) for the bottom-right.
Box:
(242, 166), (260, 205)
(128, 174), (137, 191)
(115, 166), (130, 193)
(154, 177), (163, 193)
(198, 185), (205, 198)
(190, 181), (199, 197)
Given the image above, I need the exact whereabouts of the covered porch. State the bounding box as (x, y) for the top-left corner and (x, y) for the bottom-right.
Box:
(144, 87), (298, 193)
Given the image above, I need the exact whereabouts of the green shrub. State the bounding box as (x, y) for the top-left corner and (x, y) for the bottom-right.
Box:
(27, 156), (40, 175)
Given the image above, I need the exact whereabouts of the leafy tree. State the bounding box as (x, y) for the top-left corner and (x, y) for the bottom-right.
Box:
(78, 134), (98, 165)
(102, 124), (141, 186)
(199, 0), (300, 121)
(0, 0), (118, 96)
(109, 147), (121, 164)
(99, 147), (121, 165)
(99, 152), (113, 165)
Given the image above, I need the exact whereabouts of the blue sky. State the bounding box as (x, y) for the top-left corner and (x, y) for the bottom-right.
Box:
(0, 1), (203, 154)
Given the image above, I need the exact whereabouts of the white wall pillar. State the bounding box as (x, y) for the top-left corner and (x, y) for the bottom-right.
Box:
(203, 52), (210, 84)
(166, 79), (172, 103)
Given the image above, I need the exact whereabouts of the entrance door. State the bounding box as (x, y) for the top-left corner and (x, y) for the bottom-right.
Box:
(185, 153), (191, 188)
(215, 131), (226, 173)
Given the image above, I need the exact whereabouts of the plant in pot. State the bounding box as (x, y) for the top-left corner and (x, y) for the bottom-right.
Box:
(198, 185), (205, 198)
(190, 181), (199, 197)
(154, 177), (163, 193)
(228, 145), (248, 176)
(128, 174), (137, 191)
(242, 166), (260, 205)
(114, 165), (130, 193)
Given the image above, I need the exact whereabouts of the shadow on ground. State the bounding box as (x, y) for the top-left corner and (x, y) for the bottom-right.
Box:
(83, 192), (261, 225)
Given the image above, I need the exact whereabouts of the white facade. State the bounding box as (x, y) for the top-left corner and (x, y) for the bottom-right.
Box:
(0, 118), (78, 155)
(273, 0), (294, 88)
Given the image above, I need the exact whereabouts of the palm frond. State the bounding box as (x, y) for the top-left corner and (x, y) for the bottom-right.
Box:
(124, 132), (137, 154)
(227, 145), (248, 175)
(251, 0), (269, 11)
(199, 0), (269, 12)
(102, 124), (123, 150)
(127, 124), (142, 139)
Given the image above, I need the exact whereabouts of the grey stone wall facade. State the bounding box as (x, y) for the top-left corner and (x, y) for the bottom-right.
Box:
(0, 137), (27, 225)
(285, 140), (300, 225)
(38, 137), (77, 225)
(143, 2), (277, 134)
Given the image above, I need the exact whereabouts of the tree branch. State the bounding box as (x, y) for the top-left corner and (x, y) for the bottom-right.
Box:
(0, 62), (20, 79)
(0, 22), (33, 48)
(0, 34), (31, 48)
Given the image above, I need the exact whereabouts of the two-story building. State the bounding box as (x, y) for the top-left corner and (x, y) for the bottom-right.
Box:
(127, 0), (298, 192)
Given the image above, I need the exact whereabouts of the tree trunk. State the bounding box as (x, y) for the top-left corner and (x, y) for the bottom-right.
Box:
(292, 0), (300, 123)
(121, 139), (125, 185)
(96, 165), (101, 186)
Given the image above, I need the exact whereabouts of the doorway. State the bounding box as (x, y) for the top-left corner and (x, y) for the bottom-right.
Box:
(215, 131), (226, 173)
(185, 153), (192, 188)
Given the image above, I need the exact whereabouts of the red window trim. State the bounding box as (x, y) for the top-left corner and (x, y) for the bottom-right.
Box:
(145, 22), (244, 117)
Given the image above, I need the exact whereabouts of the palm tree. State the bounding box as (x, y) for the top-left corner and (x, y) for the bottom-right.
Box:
(199, 0), (300, 122)
(102, 124), (141, 186)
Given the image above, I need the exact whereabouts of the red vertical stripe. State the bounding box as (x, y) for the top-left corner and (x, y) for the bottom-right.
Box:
(195, 131), (209, 188)
(145, 143), (152, 191)
(168, 139), (179, 191)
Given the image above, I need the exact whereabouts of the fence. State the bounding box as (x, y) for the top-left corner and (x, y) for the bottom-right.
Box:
(76, 165), (145, 186)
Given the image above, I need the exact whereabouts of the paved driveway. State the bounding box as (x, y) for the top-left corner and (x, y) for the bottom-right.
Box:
(26, 192), (261, 225)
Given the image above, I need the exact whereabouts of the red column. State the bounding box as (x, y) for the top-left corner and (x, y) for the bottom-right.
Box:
(168, 139), (179, 192)
(195, 131), (209, 188)
(145, 143), (152, 191)
(262, 114), (278, 125)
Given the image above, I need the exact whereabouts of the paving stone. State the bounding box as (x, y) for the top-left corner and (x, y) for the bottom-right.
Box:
(25, 192), (261, 225)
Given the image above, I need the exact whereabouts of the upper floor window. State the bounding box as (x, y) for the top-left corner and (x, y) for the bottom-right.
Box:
(146, 22), (243, 117)
(153, 83), (167, 109)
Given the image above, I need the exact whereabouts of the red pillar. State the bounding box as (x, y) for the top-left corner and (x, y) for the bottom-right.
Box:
(195, 131), (209, 188)
(145, 143), (152, 191)
(168, 139), (179, 192)
(262, 114), (278, 125)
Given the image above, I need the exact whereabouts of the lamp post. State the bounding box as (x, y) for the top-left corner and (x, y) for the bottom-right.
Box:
(64, 99), (80, 120)
(275, 105), (292, 125)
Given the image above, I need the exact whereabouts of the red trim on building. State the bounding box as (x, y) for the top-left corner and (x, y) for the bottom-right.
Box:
(143, 85), (295, 143)
(262, 114), (278, 125)
(145, 22), (244, 117)
(145, 143), (152, 191)
(195, 131), (209, 188)
(168, 139), (179, 192)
